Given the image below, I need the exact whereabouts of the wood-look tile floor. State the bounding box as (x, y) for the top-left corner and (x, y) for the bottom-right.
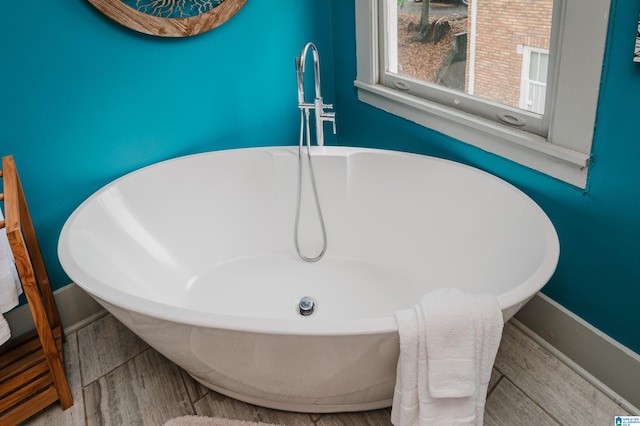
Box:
(23, 313), (630, 425)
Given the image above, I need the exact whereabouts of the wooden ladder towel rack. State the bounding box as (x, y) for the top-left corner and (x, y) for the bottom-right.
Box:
(0, 155), (72, 424)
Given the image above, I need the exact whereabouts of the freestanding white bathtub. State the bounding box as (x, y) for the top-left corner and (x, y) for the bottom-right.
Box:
(58, 146), (559, 413)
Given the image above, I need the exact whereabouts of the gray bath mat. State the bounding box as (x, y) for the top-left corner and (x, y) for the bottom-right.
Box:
(163, 416), (279, 426)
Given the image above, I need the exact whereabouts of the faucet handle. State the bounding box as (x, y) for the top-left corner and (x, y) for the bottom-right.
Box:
(320, 102), (336, 134)
(323, 110), (336, 134)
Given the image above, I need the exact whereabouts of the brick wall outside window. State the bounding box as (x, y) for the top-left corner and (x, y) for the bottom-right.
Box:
(467, 0), (553, 109)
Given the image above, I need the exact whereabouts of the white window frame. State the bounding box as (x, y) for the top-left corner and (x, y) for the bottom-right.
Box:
(354, 0), (611, 188)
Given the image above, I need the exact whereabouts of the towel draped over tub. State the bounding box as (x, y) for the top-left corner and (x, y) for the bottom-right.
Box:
(392, 288), (504, 426)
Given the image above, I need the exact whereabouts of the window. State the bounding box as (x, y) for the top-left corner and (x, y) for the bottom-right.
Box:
(520, 47), (549, 115)
(354, 0), (611, 188)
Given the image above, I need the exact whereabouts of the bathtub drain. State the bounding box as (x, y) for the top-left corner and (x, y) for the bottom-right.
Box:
(298, 296), (316, 316)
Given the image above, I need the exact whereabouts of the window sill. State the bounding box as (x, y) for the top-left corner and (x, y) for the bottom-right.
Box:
(355, 80), (590, 188)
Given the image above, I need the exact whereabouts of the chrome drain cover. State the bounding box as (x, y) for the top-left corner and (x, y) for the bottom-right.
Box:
(298, 296), (316, 316)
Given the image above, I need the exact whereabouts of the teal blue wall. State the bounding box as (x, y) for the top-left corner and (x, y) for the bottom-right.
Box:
(0, 1), (334, 293)
(330, 0), (640, 354)
(2, 1), (639, 356)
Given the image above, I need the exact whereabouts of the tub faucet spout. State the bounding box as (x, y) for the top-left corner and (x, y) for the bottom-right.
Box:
(296, 42), (336, 147)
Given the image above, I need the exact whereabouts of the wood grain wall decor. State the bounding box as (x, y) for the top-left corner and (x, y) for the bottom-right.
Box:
(88, 0), (248, 37)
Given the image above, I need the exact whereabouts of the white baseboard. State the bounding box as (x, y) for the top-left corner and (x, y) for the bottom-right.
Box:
(515, 293), (640, 414)
(5, 282), (105, 337)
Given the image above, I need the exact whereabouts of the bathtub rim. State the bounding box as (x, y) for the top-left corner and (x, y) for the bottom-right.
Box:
(58, 145), (560, 336)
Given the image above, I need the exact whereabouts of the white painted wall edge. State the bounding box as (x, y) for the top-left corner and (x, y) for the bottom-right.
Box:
(515, 293), (640, 414)
(5, 284), (639, 414)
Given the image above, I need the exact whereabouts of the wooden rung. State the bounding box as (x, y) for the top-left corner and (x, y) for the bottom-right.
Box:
(0, 385), (58, 425)
(0, 369), (53, 413)
(0, 329), (64, 402)
(0, 350), (47, 386)
(0, 193), (4, 201)
(0, 328), (66, 422)
(0, 220), (4, 229)
(0, 360), (50, 401)
(0, 339), (42, 372)
(0, 329), (62, 373)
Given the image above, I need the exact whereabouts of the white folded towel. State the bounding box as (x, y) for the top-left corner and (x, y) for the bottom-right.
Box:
(0, 315), (11, 346)
(472, 292), (505, 423)
(422, 288), (476, 398)
(392, 308), (420, 426)
(0, 209), (23, 345)
(391, 288), (504, 426)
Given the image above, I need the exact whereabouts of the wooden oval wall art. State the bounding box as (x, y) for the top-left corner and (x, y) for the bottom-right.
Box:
(88, 0), (248, 37)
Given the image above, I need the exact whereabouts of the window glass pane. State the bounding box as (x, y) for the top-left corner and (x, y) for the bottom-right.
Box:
(539, 53), (549, 84)
(392, 0), (553, 114)
(529, 52), (540, 81)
